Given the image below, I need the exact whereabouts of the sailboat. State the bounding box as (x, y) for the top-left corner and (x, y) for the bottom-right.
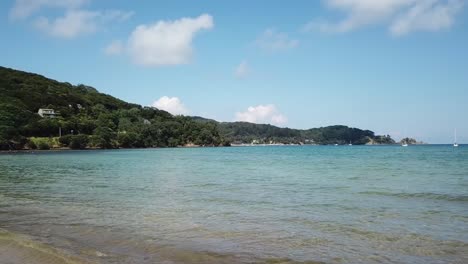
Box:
(454, 129), (459, 147)
(401, 130), (409, 147)
(402, 137), (408, 147)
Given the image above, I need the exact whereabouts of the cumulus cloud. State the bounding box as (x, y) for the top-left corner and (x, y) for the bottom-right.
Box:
(105, 40), (124, 55)
(390, 0), (464, 36)
(34, 10), (98, 38)
(255, 29), (299, 52)
(34, 9), (133, 39)
(303, 0), (464, 36)
(100, 10), (135, 22)
(125, 14), (214, 66)
(9, 0), (88, 20)
(234, 60), (250, 79)
(235, 104), (288, 126)
(152, 96), (189, 115)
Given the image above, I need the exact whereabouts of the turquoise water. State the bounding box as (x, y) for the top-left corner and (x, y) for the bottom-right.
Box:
(0, 145), (467, 263)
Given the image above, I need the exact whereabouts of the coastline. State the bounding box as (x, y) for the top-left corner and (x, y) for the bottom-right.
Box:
(0, 145), (223, 154)
(0, 143), (233, 153)
(0, 229), (90, 264)
(0, 227), (326, 264)
(0, 143), (445, 154)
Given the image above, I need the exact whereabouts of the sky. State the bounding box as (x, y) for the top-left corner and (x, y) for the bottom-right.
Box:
(1, 0), (467, 143)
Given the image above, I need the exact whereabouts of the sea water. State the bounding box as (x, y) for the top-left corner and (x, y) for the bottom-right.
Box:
(0, 145), (467, 263)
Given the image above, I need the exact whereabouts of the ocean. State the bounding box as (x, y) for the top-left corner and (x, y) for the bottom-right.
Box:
(0, 145), (467, 263)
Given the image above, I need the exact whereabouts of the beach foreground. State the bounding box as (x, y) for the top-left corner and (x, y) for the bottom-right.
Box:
(0, 228), (325, 264)
(0, 229), (88, 264)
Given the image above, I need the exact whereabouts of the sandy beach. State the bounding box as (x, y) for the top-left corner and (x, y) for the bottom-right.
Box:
(0, 229), (88, 264)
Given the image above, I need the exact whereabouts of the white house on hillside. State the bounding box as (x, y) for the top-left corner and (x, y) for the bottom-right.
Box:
(38, 108), (57, 118)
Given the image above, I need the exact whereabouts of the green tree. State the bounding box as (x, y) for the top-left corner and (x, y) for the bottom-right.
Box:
(92, 126), (116, 149)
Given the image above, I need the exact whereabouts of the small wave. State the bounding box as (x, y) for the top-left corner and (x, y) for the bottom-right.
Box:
(359, 191), (468, 202)
(154, 247), (326, 264)
(0, 228), (90, 264)
(185, 183), (221, 188)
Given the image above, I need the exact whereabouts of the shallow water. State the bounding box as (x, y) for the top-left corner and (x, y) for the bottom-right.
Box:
(0, 145), (467, 263)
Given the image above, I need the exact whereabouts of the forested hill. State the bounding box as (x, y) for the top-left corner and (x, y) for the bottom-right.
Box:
(0, 66), (395, 150)
(0, 66), (227, 150)
(156, 116), (395, 145)
(216, 122), (394, 145)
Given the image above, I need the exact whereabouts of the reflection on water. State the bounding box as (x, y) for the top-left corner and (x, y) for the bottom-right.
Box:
(0, 146), (468, 263)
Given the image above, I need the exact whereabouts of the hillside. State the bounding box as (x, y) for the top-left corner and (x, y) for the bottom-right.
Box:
(216, 122), (395, 145)
(0, 66), (227, 150)
(0, 66), (395, 150)
(189, 116), (395, 145)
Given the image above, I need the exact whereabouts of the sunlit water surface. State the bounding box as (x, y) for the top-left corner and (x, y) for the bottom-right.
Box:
(0, 145), (467, 263)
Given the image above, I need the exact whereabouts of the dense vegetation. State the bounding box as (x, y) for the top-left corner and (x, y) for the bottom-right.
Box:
(0, 67), (227, 150)
(399, 137), (424, 145)
(0, 66), (396, 150)
(217, 121), (395, 145)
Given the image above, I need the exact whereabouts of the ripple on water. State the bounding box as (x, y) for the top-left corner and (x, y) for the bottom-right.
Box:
(359, 191), (468, 202)
(0, 146), (467, 263)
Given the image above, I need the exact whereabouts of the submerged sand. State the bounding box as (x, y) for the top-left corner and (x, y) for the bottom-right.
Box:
(0, 229), (89, 264)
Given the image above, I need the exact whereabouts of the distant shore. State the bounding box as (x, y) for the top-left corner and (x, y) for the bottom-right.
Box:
(1, 143), (447, 154)
(0, 145), (226, 154)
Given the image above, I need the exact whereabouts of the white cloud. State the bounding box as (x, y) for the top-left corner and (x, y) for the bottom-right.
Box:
(152, 96), (189, 115)
(255, 29), (299, 52)
(34, 9), (133, 39)
(303, 0), (464, 36)
(105, 40), (124, 55)
(127, 14), (214, 66)
(10, 0), (88, 20)
(271, 114), (288, 125)
(100, 10), (135, 22)
(234, 60), (250, 79)
(35, 10), (98, 38)
(235, 104), (288, 126)
(390, 0), (464, 36)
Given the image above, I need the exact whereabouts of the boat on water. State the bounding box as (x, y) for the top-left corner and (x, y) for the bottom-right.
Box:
(402, 137), (408, 147)
(454, 129), (459, 147)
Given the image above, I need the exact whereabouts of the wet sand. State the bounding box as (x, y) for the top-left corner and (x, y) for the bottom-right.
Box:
(0, 229), (89, 264)
(0, 228), (324, 264)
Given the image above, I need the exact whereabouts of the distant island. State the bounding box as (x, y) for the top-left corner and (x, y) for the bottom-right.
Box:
(1, 66), (398, 150)
(399, 138), (426, 145)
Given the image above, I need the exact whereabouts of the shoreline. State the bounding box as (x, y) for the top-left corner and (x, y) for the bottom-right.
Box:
(0, 229), (91, 264)
(0, 227), (325, 264)
(0, 145), (228, 154)
(0, 143), (448, 154)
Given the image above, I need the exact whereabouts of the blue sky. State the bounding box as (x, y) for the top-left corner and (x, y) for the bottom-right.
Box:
(1, 0), (467, 143)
